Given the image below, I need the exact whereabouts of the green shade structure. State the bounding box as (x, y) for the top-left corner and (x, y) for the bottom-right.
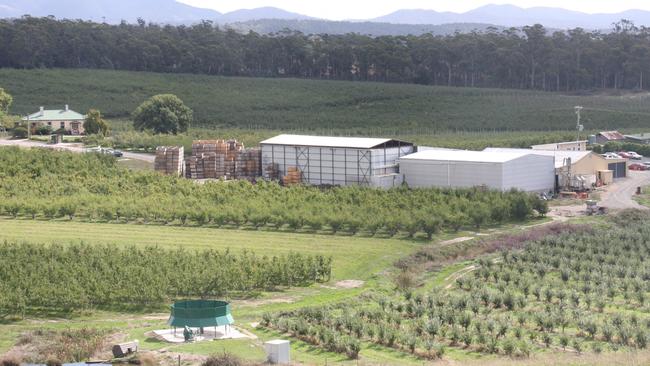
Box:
(168, 300), (234, 328)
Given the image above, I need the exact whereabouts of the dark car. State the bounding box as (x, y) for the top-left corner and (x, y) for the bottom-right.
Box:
(112, 150), (124, 158)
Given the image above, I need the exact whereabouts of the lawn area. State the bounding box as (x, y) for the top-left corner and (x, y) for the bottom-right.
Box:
(0, 218), (417, 282)
(0, 218), (432, 365)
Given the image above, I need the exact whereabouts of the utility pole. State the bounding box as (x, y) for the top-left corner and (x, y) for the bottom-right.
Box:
(575, 106), (584, 142)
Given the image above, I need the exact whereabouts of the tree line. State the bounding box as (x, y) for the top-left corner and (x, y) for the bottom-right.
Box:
(1, 17), (650, 91)
(0, 242), (332, 315)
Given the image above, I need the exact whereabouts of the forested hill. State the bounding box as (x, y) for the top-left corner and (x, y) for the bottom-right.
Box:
(226, 19), (500, 36)
(1, 17), (650, 91)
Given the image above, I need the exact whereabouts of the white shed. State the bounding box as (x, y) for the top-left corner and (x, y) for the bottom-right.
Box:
(260, 134), (414, 187)
(399, 150), (555, 192)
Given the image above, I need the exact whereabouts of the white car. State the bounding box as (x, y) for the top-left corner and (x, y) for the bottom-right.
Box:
(602, 152), (621, 159)
(628, 151), (643, 160)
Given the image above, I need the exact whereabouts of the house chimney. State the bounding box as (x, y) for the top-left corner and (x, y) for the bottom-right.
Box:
(65, 104), (69, 111)
(39, 106), (44, 116)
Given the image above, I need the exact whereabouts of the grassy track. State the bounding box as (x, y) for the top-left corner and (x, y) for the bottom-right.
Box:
(4, 68), (650, 132)
(0, 218), (417, 282)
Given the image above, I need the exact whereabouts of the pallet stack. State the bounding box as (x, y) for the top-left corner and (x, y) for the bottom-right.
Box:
(186, 139), (258, 180)
(185, 156), (201, 179)
(155, 146), (184, 176)
(235, 149), (262, 181)
(283, 166), (302, 185)
(265, 163), (280, 180)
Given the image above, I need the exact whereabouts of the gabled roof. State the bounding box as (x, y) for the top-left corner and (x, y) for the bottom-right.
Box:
(260, 134), (412, 149)
(598, 131), (625, 141)
(484, 148), (595, 169)
(22, 109), (84, 122)
(400, 149), (534, 163)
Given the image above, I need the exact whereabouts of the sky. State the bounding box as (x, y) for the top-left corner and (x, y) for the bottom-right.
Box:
(178, 0), (650, 20)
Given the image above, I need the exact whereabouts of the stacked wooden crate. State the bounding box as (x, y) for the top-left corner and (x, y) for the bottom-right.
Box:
(155, 146), (184, 176)
(283, 166), (302, 185)
(185, 156), (200, 178)
(235, 149), (262, 181)
(187, 139), (254, 180)
(265, 163), (280, 180)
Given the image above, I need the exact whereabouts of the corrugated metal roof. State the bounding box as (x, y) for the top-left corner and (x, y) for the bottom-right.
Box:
(598, 130), (625, 141)
(484, 148), (594, 168)
(260, 134), (409, 149)
(625, 133), (650, 141)
(22, 108), (84, 121)
(400, 149), (533, 163)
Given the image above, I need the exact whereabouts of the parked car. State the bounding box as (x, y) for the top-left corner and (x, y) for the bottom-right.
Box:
(642, 162), (650, 169)
(629, 163), (648, 171)
(112, 149), (124, 157)
(603, 152), (622, 159)
(627, 151), (643, 160)
(617, 151), (632, 159)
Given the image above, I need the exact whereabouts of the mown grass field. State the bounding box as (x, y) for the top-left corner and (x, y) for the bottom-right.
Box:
(0, 218), (417, 282)
(4, 68), (650, 133)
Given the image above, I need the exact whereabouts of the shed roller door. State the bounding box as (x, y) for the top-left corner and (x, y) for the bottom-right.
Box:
(608, 162), (626, 178)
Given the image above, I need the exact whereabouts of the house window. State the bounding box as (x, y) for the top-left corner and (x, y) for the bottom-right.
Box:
(47, 122), (52, 126)
(60, 122), (65, 129)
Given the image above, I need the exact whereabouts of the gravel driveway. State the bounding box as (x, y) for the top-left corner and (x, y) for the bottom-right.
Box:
(0, 138), (154, 163)
(599, 171), (650, 210)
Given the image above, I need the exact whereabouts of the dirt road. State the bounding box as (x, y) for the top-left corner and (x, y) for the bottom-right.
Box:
(0, 138), (154, 163)
(600, 171), (650, 210)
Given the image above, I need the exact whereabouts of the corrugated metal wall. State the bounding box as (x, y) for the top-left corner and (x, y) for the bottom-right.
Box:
(401, 155), (555, 192)
(400, 160), (504, 189)
(261, 145), (413, 186)
(502, 155), (555, 192)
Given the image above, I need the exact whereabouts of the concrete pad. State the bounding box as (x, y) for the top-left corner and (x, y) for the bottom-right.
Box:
(152, 326), (254, 343)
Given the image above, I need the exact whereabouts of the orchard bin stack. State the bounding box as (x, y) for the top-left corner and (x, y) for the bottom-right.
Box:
(154, 146), (184, 176)
(185, 139), (261, 181)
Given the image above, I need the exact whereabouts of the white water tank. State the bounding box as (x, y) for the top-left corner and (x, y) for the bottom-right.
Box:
(265, 339), (290, 364)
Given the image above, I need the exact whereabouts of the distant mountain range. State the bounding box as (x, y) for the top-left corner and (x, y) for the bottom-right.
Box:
(373, 5), (650, 29)
(2, 1), (650, 34)
(0, 0), (309, 24)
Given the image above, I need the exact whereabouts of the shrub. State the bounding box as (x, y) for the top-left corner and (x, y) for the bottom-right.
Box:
(1, 356), (21, 366)
(202, 352), (243, 366)
(11, 126), (27, 138)
(395, 271), (416, 291)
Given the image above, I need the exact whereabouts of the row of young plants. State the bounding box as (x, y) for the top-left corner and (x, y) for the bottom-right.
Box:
(0, 147), (548, 237)
(0, 242), (331, 316)
(261, 215), (650, 360)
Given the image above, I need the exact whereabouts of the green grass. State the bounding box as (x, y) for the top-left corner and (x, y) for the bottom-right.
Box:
(633, 187), (650, 207)
(0, 218), (417, 282)
(4, 68), (650, 134)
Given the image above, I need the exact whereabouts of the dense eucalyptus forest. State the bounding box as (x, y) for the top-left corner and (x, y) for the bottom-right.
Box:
(1, 17), (650, 91)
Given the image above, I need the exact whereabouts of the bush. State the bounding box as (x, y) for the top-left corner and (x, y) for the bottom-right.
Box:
(11, 126), (27, 138)
(36, 125), (52, 135)
(202, 353), (243, 366)
(395, 270), (416, 291)
(1, 356), (21, 366)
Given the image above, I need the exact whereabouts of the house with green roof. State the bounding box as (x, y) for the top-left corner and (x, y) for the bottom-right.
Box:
(22, 105), (85, 135)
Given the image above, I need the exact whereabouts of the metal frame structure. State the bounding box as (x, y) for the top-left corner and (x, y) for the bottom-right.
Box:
(260, 135), (414, 187)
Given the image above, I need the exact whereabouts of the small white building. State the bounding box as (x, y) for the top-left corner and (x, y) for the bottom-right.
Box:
(260, 134), (414, 187)
(531, 140), (587, 151)
(399, 150), (555, 192)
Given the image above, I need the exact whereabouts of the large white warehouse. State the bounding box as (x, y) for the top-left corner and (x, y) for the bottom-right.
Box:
(399, 150), (555, 192)
(260, 134), (414, 187)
